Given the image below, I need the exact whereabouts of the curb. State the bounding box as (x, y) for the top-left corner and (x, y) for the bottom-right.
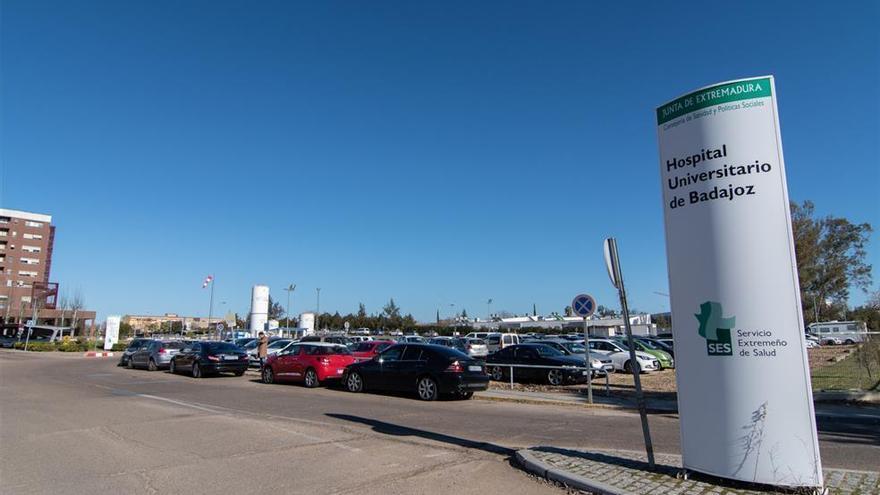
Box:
(516, 450), (632, 495)
(83, 351), (115, 358)
(475, 392), (678, 414)
(814, 391), (880, 404)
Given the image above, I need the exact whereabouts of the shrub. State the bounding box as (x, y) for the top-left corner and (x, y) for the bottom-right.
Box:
(14, 342), (58, 352)
(57, 338), (90, 352)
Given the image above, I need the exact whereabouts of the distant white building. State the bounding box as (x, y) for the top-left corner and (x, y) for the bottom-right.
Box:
(460, 313), (657, 336)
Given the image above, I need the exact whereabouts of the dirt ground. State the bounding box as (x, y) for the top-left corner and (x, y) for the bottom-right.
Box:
(487, 346), (857, 399)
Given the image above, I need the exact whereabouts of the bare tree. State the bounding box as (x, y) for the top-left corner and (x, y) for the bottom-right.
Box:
(57, 290), (69, 328)
(70, 290), (85, 336)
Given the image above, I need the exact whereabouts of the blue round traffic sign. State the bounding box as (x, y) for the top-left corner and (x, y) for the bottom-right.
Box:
(571, 294), (596, 318)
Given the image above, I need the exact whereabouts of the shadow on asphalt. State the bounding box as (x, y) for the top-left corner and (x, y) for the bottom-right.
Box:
(817, 414), (880, 447)
(326, 413), (514, 456)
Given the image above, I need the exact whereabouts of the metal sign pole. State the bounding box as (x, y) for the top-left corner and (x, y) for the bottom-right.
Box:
(584, 316), (592, 404)
(606, 237), (655, 469)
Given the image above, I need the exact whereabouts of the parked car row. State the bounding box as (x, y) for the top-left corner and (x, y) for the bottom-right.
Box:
(118, 332), (679, 401)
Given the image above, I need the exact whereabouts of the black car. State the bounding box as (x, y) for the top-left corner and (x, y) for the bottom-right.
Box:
(169, 341), (248, 378)
(118, 338), (150, 367)
(342, 344), (489, 401)
(485, 344), (591, 385)
(638, 337), (675, 358)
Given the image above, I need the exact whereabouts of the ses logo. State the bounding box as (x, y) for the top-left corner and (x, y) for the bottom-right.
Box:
(695, 301), (735, 356)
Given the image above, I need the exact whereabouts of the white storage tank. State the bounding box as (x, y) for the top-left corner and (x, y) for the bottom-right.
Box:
(299, 312), (316, 336)
(249, 285), (270, 334)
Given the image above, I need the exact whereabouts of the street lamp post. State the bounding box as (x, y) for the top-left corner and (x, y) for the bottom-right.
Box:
(284, 284), (296, 331)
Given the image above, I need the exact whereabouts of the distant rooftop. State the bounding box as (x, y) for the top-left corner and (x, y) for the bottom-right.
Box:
(0, 208), (52, 224)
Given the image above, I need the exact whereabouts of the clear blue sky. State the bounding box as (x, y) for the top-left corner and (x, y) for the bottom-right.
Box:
(2, 1), (878, 322)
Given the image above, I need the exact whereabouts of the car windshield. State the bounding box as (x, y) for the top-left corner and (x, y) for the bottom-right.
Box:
(534, 345), (563, 357)
(161, 341), (184, 349)
(206, 342), (241, 353)
(612, 340), (629, 351)
(244, 341), (258, 349)
(563, 343), (586, 353)
(638, 339), (659, 350)
(467, 339), (485, 345)
(268, 340), (291, 349)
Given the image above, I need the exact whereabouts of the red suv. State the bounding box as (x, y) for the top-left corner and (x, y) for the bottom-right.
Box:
(262, 343), (355, 387)
(351, 340), (395, 362)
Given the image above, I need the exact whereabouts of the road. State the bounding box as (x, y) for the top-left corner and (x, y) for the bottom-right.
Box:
(1, 351), (877, 494)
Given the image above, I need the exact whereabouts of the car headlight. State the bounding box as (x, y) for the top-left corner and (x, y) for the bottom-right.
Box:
(591, 360), (601, 367)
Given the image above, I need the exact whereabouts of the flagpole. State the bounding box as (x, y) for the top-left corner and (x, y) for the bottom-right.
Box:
(208, 277), (215, 340)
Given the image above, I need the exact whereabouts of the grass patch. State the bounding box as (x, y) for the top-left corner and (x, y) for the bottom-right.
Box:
(811, 346), (880, 391)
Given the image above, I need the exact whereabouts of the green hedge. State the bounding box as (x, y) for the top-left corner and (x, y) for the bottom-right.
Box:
(12, 338), (103, 352)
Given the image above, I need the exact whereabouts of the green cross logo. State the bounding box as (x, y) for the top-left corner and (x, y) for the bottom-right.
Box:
(695, 301), (735, 356)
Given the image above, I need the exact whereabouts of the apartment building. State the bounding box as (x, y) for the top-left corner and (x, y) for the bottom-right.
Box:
(0, 208), (56, 316)
(0, 208), (96, 335)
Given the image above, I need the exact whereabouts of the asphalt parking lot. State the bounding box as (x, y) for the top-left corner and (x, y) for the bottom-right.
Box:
(2, 350), (878, 494)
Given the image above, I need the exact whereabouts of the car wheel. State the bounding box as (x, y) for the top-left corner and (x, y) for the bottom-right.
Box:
(845, 339), (855, 345)
(192, 363), (202, 378)
(459, 391), (474, 400)
(547, 369), (564, 386)
(417, 376), (438, 401)
(262, 367), (274, 384)
(147, 359), (157, 372)
(489, 366), (503, 381)
(234, 370), (245, 376)
(346, 371), (364, 393)
(169, 360), (176, 374)
(304, 368), (319, 388)
(624, 360), (641, 374)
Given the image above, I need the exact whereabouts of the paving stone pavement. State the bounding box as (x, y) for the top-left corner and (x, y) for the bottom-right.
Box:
(523, 447), (879, 495)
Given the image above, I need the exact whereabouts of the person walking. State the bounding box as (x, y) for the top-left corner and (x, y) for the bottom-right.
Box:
(257, 331), (269, 369)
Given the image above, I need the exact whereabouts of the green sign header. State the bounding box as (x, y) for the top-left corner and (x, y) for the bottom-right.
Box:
(656, 77), (772, 125)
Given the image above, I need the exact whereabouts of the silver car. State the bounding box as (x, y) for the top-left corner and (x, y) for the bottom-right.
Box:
(248, 339), (293, 367)
(128, 340), (186, 371)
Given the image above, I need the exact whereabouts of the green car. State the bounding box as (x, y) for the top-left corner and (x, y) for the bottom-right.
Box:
(617, 338), (674, 369)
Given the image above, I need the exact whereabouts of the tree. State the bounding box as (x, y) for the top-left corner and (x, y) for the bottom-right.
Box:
(460, 308), (468, 319)
(532, 303), (537, 316)
(850, 290), (880, 331)
(234, 313), (247, 328)
(564, 306), (572, 317)
(119, 321), (134, 339)
(267, 296), (285, 320)
(597, 305), (617, 317)
(382, 298), (401, 319)
(382, 298), (402, 329)
(69, 290), (85, 336)
(652, 312), (672, 330)
(791, 201), (873, 322)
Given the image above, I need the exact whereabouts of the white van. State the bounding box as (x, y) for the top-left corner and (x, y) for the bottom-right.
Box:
(807, 321), (867, 345)
(485, 333), (520, 353)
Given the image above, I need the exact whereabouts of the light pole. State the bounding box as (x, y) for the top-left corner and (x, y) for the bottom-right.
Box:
(205, 276), (215, 339)
(316, 288), (321, 330)
(284, 284), (296, 330)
